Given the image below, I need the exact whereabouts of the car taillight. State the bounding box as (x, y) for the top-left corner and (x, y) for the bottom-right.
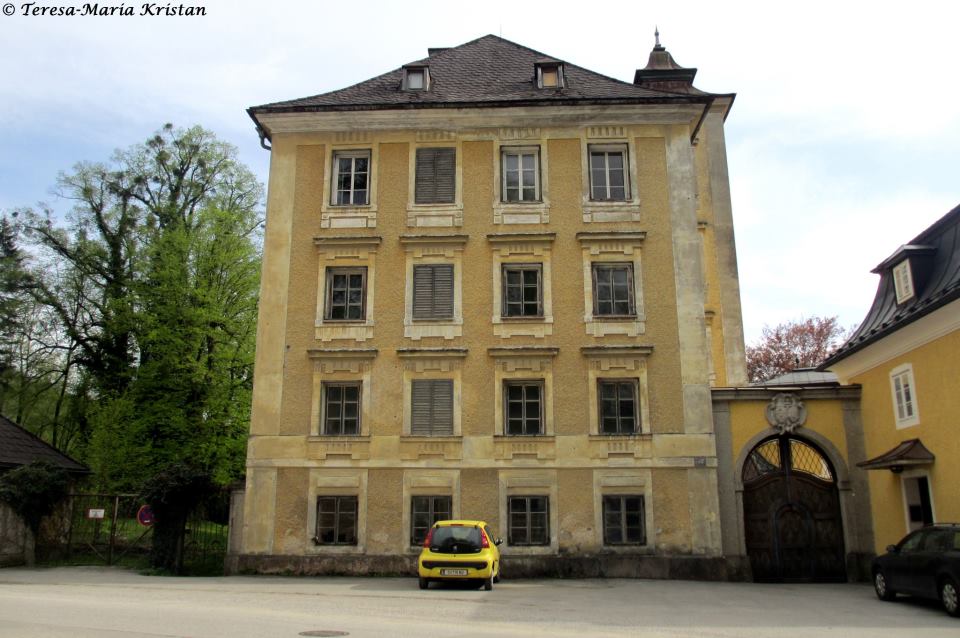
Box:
(480, 530), (490, 548)
(423, 528), (434, 548)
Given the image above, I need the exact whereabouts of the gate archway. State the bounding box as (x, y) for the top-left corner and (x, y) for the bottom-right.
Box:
(741, 435), (846, 582)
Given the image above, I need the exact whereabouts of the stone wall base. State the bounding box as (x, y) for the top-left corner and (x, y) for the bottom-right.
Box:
(229, 552), (747, 581)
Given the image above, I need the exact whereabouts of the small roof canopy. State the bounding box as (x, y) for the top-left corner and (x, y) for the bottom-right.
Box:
(0, 415), (89, 474)
(857, 438), (935, 472)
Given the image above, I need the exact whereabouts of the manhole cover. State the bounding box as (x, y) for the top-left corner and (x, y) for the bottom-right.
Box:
(299, 632), (349, 637)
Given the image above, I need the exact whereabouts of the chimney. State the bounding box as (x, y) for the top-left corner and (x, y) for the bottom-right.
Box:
(428, 48), (449, 57)
(633, 29), (698, 92)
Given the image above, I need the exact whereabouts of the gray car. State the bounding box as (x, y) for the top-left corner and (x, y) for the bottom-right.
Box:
(873, 524), (960, 617)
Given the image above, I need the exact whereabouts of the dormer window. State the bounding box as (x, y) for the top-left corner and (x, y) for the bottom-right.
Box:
(893, 260), (915, 303)
(535, 62), (564, 89)
(403, 66), (429, 91)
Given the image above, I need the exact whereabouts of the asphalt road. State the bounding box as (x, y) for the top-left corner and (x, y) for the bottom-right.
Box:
(0, 567), (956, 637)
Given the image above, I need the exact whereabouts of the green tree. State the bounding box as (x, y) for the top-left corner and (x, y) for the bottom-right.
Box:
(21, 124), (263, 491)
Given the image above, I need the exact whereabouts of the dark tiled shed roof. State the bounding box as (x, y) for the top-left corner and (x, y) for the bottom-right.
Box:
(822, 203), (960, 367)
(249, 34), (723, 118)
(0, 415), (89, 474)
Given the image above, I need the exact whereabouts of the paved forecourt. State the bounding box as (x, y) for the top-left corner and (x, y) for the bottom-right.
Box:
(0, 567), (956, 637)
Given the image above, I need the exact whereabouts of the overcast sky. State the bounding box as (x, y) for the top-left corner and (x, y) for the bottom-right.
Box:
(1, 0), (957, 344)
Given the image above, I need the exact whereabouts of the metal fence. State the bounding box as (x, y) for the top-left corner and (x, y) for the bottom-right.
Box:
(39, 492), (229, 574)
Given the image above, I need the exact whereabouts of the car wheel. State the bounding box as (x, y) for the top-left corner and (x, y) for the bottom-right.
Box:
(484, 576), (493, 591)
(874, 570), (897, 601)
(940, 577), (960, 617)
(418, 577), (429, 590)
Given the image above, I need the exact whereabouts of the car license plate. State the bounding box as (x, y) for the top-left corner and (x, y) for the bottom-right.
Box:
(440, 568), (468, 576)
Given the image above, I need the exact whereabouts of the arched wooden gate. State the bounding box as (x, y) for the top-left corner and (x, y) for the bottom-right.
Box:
(742, 435), (846, 582)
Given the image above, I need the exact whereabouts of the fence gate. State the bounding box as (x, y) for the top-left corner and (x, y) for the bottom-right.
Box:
(65, 494), (153, 565)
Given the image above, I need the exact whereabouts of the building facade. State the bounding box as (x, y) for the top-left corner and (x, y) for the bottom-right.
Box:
(234, 35), (748, 578)
(822, 204), (960, 553)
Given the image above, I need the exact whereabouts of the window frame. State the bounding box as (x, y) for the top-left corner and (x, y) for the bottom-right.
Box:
(501, 263), (544, 318)
(591, 262), (637, 317)
(410, 495), (452, 546)
(322, 381), (362, 436)
(889, 363), (920, 428)
(893, 260), (915, 304)
(597, 378), (640, 435)
(535, 63), (564, 89)
(412, 263), (455, 321)
(507, 495), (550, 546)
(330, 150), (371, 207)
(403, 66), (430, 91)
(602, 494), (646, 546)
(410, 378), (455, 436)
(323, 266), (367, 322)
(503, 380), (544, 436)
(500, 146), (541, 203)
(588, 143), (631, 202)
(315, 495), (359, 546)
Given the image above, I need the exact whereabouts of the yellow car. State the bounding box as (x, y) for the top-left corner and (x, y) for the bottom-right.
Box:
(417, 520), (502, 590)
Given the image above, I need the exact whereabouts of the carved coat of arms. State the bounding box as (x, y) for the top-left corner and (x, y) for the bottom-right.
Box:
(765, 392), (806, 434)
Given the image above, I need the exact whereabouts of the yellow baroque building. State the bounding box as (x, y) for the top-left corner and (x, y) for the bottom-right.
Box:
(233, 34), (751, 579)
(822, 205), (960, 556)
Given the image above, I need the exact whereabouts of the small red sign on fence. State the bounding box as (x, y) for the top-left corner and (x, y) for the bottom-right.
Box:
(137, 505), (155, 527)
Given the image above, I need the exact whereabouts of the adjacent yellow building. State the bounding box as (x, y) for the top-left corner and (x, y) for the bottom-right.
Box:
(822, 204), (960, 553)
(233, 34), (749, 578)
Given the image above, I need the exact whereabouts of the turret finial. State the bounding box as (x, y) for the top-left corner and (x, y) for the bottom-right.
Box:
(654, 26), (660, 48)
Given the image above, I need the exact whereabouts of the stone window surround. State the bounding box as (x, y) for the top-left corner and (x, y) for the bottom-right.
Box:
(402, 470), (461, 553)
(889, 362), (920, 428)
(580, 129), (641, 223)
(492, 140), (551, 224)
(397, 348), (467, 437)
(320, 145), (380, 229)
(314, 236), (380, 342)
(577, 232), (646, 337)
(497, 469), (559, 555)
(582, 346), (653, 437)
(308, 349), (377, 437)
(488, 233), (555, 339)
(406, 138), (463, 228)
(489, 346), (557, 437)
(400, 235), (467, 341)
(306, 469), (368, 555)
(592, 469), (655, 553)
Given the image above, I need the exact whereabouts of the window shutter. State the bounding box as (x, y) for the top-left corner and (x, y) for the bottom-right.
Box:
(415, 148), (456, 204)
(413, 265), (454, 319)
(411, 379), (454, 435)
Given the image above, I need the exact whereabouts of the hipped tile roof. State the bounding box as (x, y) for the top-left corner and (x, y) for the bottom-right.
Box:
(249, 34), (721, 118)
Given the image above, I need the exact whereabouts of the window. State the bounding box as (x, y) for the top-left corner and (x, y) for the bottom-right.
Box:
(890, 364), (919, 427)
(508, 496), (549, 546)
(501, 147), (540, 202)
(331, 151), (370, 206)
(598, 380), (639, 434)
(410, 496), (452, 545)
(415, 148), (456, 204)
(323, 382), (360, 435)
(603, 495), (646, 545)
(403, 66), (429, 91)
(315, 496), (358, 545)
(504, 381), (543, 435)
(410, 379), (454, 436)
(589, 145), (629, 201)
(412, 264), (454, 320)
(536, 63), (563, 89)
(501, 264), (543, 318)
(893, 260), (915, 303)
(592, 263), (636, 316)
(324, 267), (366, 321)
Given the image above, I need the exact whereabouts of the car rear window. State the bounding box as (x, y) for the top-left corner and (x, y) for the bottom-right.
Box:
(430, 526), (482, 553)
